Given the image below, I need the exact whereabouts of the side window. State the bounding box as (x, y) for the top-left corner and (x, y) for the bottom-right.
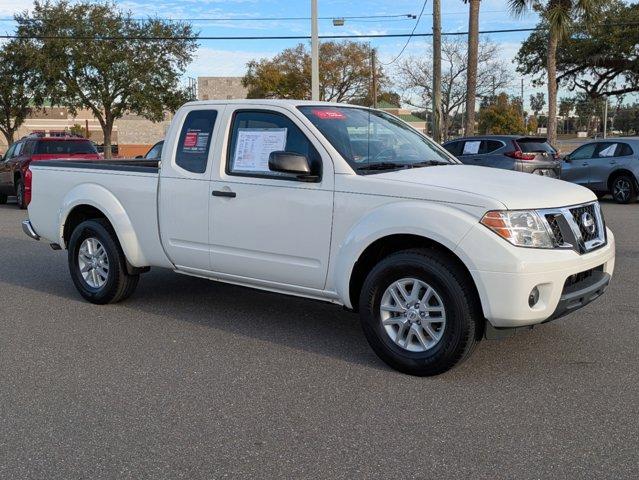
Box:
(175, 110), (218, 174)
(146, 142), (163, 160)
(443, 141), (462, 156)
(227, 110), (321, 179)
(13, 142), (24, 157)
(616, 143), (634, 157)
(571, 143), (597, 161)
(22, 141), (35, 156)
(3, 144), (16, 160)
(480, 140), (502, 154)
(461, 140), (481, 156)
(596, 143), (619, 158)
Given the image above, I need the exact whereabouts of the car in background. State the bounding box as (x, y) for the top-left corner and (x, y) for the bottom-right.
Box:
(140, 140), (163, 160)
(0, 134), (100, 209)
(561, 138), (639, 204)
(443, 135), (560, 178)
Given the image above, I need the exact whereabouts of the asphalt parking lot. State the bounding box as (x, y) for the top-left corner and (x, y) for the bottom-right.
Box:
(1, 198), (637, 479)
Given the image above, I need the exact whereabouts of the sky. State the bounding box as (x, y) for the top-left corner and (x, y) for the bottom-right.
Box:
(0, 0), (544, 108)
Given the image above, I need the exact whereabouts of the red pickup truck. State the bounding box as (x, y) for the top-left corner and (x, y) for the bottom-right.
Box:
(0, 135), (100, 208)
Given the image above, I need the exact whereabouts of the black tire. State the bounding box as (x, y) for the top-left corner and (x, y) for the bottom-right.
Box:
(0, 193), (7, 204)
(611, 175), (637, 204)
(594, 191), (607, 200)
(359, 249), (483, 376)
(68, 219), (139, 304)
(16, 179), (26, 209)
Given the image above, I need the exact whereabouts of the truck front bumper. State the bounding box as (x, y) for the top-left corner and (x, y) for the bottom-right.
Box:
(22, 220), (40, 241)
(457, 226), (615, 328)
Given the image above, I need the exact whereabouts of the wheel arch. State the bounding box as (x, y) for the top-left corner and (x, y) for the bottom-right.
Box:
(346, 233), (481, 314)
(59, 184), (149, 267)
(607, 169), (638, 191)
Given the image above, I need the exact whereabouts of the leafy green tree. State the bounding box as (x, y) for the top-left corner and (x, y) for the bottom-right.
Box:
(16, 1), (197, 158)
(243, 41), (382, 103)
(509, 0), (600, 147)
(516, 1), (638, 98)
(478, 92), (526, 134)
(530, 92), (546, 117)
(613, 104), (639, 135)
(0, 40), (44, 145)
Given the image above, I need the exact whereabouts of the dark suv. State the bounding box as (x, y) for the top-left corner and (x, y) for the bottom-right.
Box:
(443, 135), (560, 178)
(0, 134), (100, 208)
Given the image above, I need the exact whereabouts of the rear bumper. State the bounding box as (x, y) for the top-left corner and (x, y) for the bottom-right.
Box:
(22, 220), (40, 241)
(516, 160), (561, 177)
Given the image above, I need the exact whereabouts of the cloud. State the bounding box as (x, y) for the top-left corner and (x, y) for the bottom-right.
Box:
(187, 46), (272, 77)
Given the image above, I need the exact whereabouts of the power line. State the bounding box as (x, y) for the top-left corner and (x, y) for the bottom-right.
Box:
(1, 22), (636, 41)
(0, 13), (417, 23)
(379, 0), (428, 66)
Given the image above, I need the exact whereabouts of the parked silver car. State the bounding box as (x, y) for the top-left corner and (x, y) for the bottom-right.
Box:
(442, 135), (561, 177)
(561, 138), (638, 204)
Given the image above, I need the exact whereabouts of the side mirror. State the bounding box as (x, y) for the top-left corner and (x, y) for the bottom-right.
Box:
(563, 154), (571, 163)
(135, 155), (143, 159)
(269, 151), (318, 181)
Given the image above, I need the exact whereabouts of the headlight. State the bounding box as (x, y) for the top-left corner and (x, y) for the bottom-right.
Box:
(480, 210), (554, 248)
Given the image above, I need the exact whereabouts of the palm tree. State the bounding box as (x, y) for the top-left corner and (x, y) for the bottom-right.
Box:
(464, 0), (481, 136)
(508, 0), (598, 146)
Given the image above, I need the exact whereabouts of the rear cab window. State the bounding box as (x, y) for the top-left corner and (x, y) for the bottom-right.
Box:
(176, 110), (218, 174)
(227, 110), (321, 180)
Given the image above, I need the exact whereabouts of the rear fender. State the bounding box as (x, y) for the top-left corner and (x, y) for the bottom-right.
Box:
(59, 183), (149, 267)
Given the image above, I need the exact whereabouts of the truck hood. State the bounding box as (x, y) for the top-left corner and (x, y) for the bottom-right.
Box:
(372, 165), (596, 210)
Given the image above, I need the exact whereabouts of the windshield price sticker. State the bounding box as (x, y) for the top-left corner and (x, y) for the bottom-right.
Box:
(463, 140), (481, 155)
(233, 128), (288, 172)
(312, 109), (346, 120)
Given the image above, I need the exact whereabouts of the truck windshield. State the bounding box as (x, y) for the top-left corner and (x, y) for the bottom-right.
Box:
(298, 106), (456, 174)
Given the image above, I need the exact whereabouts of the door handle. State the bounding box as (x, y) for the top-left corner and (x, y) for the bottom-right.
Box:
(212, 190), (236, 198)
(582, 162), (588, 166)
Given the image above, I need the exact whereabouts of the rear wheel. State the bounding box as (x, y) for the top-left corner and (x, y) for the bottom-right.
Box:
(611, 175), (637, 204)
(16, 179), (26, 209)
(359, 249), (483, 376)
(68, 219), (139, 304)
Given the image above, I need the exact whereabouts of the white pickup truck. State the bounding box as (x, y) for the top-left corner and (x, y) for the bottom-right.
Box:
(24, 100), (615, 375)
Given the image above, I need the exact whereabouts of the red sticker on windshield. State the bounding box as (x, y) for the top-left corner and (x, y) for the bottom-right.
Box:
(312, 109), (346, 120)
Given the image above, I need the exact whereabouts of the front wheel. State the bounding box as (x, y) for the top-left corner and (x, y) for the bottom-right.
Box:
(359, 249), (483, 376)
(68, 219), (139, 304)
(611, 175), (637, 204)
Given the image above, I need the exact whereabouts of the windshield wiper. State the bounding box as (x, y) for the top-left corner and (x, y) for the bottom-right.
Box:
(356, 162), (405, 172)
(410, 160), (451, 167)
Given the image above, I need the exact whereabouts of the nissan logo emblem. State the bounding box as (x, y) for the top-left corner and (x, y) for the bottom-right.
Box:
(581, 212), (596, 235)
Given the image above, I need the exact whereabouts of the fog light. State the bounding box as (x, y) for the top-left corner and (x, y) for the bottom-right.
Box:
(528, 286), (540, 307)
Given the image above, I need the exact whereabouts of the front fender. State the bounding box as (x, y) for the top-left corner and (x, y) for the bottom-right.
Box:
(332, 201), (480, 308)
(59, 183), (149, 267)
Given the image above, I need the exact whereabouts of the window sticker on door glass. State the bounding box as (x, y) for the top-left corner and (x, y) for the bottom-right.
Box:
(462, 141), (481, 155)
(233, 128), (288, 172)
(182, 129), (210, 153)
(599, 144), (617, 157)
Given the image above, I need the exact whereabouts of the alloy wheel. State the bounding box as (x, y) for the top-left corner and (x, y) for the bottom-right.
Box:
(78, 237), (110, 288)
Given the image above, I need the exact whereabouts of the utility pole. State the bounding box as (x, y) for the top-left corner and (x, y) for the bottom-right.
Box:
(603, 96), (608, 139)
(311, 0), (320, 101)
(520, 78), (525, 118)
(371, 47), (378, 108)
(432, 0), (442, 142)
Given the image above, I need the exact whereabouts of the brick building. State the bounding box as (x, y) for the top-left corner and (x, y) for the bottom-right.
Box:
(197, 77), (248, 101)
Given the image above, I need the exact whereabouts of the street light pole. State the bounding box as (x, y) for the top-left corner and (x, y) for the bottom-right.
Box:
(311, 0), (320, 101)
(432, 0), (442, 142)
(603, 96), (608, 139)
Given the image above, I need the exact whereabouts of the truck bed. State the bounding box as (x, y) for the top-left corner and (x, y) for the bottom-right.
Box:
(35, 158), (159, 173)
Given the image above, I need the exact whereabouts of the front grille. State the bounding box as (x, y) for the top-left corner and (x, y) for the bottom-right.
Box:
(570, 204), (599, 243)
(564, 265), (604, 290)
(539, 201), (606, 254)
(545, 214), (564, 245)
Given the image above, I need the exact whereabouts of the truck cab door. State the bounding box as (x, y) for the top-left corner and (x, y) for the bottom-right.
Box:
(562, 143), (596, 186)
(0, 143), (17, 192)
(208, 106), (334, 290)
(158, 106), (223, 270)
